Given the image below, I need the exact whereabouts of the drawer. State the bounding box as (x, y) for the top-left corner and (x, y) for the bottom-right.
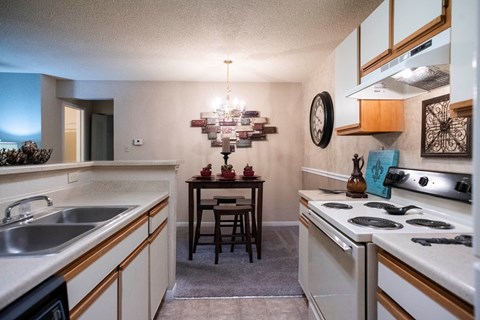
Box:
(148, 200), (168, 234)
(378, 252), (473, 320)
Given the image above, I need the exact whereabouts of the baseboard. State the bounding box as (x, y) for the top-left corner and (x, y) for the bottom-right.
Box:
(176, 221), (298, 227)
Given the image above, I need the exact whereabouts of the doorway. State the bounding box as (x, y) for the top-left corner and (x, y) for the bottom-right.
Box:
(63, 105), (84, 162)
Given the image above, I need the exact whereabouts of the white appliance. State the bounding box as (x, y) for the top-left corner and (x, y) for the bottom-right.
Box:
(346, 28), (450, 100)
(307, 167), (473, 320)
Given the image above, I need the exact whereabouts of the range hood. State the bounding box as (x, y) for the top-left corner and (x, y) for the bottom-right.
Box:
(346, 28), (451, 100)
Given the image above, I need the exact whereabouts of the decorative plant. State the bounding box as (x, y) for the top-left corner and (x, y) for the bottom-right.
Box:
(202, 163), (212, 172)
(244, 163), (253, 171)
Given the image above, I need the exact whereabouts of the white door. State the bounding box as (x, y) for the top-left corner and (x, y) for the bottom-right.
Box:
(63, 105), (84, 162)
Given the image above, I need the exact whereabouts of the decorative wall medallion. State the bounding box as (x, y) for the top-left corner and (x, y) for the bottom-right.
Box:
(421, 94), (471, 157)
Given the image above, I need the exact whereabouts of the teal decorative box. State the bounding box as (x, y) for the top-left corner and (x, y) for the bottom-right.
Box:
(365, 150), (399, 199)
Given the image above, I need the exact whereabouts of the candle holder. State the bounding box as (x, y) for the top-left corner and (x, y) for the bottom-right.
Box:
(220, 152), (231, 165)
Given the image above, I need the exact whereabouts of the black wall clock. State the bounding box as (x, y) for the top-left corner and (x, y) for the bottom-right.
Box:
(309, 91), (334, 148)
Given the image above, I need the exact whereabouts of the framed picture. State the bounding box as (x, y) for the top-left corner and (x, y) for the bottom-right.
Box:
(421, 94), (471, 158)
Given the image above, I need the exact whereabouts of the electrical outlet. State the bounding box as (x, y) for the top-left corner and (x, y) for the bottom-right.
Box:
(68, 172), (79, 183)
(133, 139), (143, 146)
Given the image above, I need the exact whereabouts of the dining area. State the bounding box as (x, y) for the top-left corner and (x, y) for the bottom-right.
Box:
(185, 161), (265, 263)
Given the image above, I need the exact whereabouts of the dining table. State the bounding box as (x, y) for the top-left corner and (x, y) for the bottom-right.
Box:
(185, 175), (265, 260)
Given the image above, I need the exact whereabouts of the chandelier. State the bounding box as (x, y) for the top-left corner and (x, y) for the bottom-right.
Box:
(212, 60), (245, 120)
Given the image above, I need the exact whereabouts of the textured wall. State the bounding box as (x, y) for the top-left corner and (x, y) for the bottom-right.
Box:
(57, 80), (304, 223)
(302, 52), (472, 181)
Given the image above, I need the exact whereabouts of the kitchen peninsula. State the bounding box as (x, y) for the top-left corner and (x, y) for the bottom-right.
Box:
(0, 160), (181, 317)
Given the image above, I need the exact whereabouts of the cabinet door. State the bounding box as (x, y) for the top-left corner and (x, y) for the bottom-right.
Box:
(393, 0), (445, 49)
(298, 200), (309, 294)
(120, 241), (150, 320)
(450, 0), (477, 116)
(150, 220), (168, 320)
(360, 0), (391, 73)
(70, 272), (118, 320)
(335, 28), (360, 129)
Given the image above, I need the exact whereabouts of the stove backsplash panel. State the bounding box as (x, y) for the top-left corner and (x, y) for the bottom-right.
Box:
(383, 167), (472, 204)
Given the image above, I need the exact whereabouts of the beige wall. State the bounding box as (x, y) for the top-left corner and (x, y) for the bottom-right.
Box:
(57, 80), (304, 223)
(302, 52), (472, 180)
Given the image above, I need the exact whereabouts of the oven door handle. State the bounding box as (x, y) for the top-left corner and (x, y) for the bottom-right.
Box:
(308, 210), (352, 254)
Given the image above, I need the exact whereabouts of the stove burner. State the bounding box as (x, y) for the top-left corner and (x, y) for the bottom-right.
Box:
(363, 202), (396, 209)
(412, 234), (472, 247)
(322, 202), (353, 209)
(348, 216), (403, 230)
(406, 219), (454, 229)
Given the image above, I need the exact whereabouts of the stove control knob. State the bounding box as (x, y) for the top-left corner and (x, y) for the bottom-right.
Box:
(418, 176), (429, 187)
(455, 181), (471, 193)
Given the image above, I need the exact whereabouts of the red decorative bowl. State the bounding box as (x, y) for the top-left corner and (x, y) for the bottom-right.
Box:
(200, 170), (212, 177)
(243, 170), (255, 177)
(222, 171), (236, 179)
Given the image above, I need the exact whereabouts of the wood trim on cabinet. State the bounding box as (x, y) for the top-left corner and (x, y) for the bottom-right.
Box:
(299, 197), (308, 208)
(394, 16), (445, 51)
(60, 214), (149, 281)
(149, 199), (169, 217)
(378, 251), (474, 320)
(450, 99), (473, 118)
(377, 289), (414, 320)
(70, 271), (118, 320)
(393, 0), (451, 56)
(361, 49), (392, 77)
(119, 238), (150, 271)
(299, 215), (309, 228)
(335, 123), (361, 136)
(149, 218), (168, 243)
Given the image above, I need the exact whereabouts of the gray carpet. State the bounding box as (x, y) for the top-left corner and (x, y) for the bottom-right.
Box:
(174, 225), (303, 298)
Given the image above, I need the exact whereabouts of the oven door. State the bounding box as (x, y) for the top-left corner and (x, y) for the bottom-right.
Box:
(307, 209), (366, 320)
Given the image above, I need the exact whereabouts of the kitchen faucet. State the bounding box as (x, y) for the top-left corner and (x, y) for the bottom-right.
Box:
(3, 195), (53, 224)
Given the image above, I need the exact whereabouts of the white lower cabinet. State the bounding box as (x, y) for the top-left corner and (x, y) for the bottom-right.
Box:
(377, 251), (473, 320)
(60, 198), (170, 320)
(120, 240), (150, 320)
(298, 199), (309, 294)
(149, 220), (168, 319)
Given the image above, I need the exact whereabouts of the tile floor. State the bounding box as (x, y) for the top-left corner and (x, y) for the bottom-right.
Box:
(156, 296), (309, 320)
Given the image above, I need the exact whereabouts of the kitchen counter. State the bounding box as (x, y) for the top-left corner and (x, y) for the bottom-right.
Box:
(373, 233), (475, 305)
(0, 180), (169, 310)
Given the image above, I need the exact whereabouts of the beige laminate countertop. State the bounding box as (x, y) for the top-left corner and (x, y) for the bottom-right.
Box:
(373, 233), (475, 305)
(0, 181), (169, 310)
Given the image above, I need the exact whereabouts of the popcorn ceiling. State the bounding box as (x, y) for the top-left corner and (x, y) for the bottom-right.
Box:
(0, 0), (381, 82)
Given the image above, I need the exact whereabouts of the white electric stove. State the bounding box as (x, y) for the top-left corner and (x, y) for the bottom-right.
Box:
(308, 199), (472, 242)
(306, 167), (473, 320)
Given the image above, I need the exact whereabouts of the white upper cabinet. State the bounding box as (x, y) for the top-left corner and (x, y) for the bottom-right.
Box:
(450, 0), (477, 117)
(393, 0), (445, 49)
(360, 0), (391, 72)
(335, 28), (360, 129)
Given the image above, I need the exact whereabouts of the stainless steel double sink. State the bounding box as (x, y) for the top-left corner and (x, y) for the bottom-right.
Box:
(0, 206), (137, 256)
